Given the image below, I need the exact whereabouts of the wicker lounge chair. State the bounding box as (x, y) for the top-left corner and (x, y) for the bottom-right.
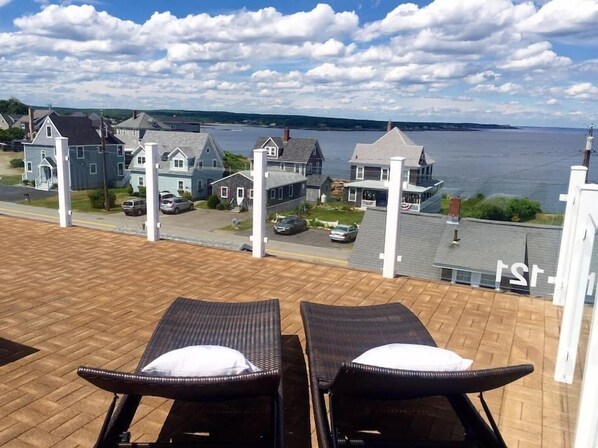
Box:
(301, 301), (534, 448)
(78, 297), (283, 447)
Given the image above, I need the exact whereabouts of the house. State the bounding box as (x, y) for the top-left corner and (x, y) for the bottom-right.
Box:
(349, 206), (598, 300)
(0, 113), (17, 130)
(114, 111), (170, 141)
(306, 174), (333, 203)
(127, 131), (225, 199)
(211, 170), (306, 214)
(12, 109), (57, 140)
(249, 128), (325, 202)
(22, 115), (125, 190)
(156, 115), (201, 133)
(343, 122), (444, 212)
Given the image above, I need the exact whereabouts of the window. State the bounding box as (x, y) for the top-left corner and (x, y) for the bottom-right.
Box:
(46, 126), (52, 138)
(77, 147), (84, 159)
(138, 177), (144, 186)
(174, 159), (184, 169)
(178, 181), (184, 190)
(356, 166), (364, 180)
(289, 185), (294, 197)
(117, 146), (123, 156)
(381, 168), (389, 181)
(278, 187), (283, 200)
(137, 156), (145, 165)
(117, 162), (124, 176)
(41, 150), (46, 158)
(348, 188), (356, 202)
(270, 189), (276, 199)
(455, 270), (472, 285)
(198, 160), (203, 169)
(197, 180), (203, 191)
(98, 145), (103, 154)
(294, 164), (300, 173)
(266, 146), (277, 157)
(249, 189), (254, 199)
(90, 163), (97, 175)
(27, 161), (32, 172)
(212, 159), (217, 168)
(221, 186), (229, 198)
(280, 163), (285, 171)
(206, 147), (210, 153)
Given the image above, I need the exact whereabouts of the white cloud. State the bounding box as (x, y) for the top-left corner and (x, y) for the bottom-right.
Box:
(464, 70), (501, 84)
(306, 63), (376, 82)
(471, 82), (523, 94)
(517, 0), (598, 38)
(498, 42), (571, 70)
(0, 0), (12, 7)
(546, 98), (559, 105)
(564, 82), (598, 99)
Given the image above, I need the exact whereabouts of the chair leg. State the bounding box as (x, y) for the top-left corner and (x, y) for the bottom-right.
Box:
(97, 394), (142, 448)
(329, 392), (339, 448)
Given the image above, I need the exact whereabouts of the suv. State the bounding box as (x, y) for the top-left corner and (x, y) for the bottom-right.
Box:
(160, 197), (194, 214)
(122, 198), (147, 216)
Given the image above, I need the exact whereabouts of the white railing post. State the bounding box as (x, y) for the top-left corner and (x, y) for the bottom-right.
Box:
(553, 166), (587, 305)
(555, 185), (598, 383)
(251, 149), (267, 258)
(55, 137), (72, 227)
(381, 157), (405, 278)
(144, 143), (160, 242)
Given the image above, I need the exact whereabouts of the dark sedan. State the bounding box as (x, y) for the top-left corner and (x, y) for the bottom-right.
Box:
(273, 216), (308, 235)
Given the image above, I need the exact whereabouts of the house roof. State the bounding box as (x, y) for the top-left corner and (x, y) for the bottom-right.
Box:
(212, 170), (306, 190)
(349, 208), (574, 298)
(115, 112), (169, 131)
(350, 127), (434, 167)
(48, 115), (121, 146)
(116, 133), (141, 150)
(306, 174), (332, 187)
(0, 113), (17, 126)
(139, 130), (224, 160)
(252, 136), (323, 163)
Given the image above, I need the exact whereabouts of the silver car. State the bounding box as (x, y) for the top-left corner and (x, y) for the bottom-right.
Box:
(160, 197), (194, 214)
(273, 216), (308, 235)
(329, 224), (358, 242)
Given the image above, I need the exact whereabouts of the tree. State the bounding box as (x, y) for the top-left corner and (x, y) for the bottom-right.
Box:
(0, 128), (25, 142)
(0, 97), (28, 115)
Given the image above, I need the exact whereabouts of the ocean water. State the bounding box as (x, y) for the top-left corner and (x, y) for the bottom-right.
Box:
(204, 124), (594, 212)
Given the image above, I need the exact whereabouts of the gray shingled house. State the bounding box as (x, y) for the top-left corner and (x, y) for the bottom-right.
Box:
(127, 130), (225, 200)
(22, 115), (125, 190)
(344, 123), (444, 212)
(350, 207), (598, 300)
(211, 170), (306, 214)
(249, 128), (325, 203)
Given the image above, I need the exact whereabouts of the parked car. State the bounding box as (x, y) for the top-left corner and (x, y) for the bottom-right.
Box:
(159, 191), (176, 201)
(273, 216), (308, 235)
(122, 198), (147, 216)
(329, 224), (359, 242)
(160, 197), (194, 214)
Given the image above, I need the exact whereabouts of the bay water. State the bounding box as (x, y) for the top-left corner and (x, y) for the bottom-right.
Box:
(204, 124), (594, 212)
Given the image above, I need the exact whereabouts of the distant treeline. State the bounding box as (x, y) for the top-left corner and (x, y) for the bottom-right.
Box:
(1, 97), (516, 132)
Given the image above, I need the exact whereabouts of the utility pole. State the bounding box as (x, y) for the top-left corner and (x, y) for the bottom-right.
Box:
(582, 124), (594, 182)
(100, 112), (110, 211)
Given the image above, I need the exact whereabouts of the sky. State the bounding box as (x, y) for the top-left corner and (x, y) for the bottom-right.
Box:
(0, 0), (597, 128)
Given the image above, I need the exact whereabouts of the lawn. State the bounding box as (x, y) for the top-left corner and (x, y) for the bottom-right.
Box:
(301, 203), (364, 226)
(28, 188), (132, 213)
(0, 175), (22, 185)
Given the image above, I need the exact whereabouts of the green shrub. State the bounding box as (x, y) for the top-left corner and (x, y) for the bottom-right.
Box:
(127, 184), (134, 195)
(207, 194), (220, 209)
(22, 179), (29, 186)
(9, 158), (24, 168)
(181, 191), (193, 201)
(138, 186), (146, 198)
(294, 202), (311, 216)
(87, 189), (116, 209)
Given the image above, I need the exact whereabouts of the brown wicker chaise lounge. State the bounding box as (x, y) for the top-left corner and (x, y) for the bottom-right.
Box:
(78, 297), (283, 447)
(301, 301), (534, 448)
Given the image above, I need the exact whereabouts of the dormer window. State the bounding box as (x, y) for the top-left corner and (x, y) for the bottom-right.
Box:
(266, 146), (277, 157)
(137, 156), (146, 165)
(46, 126), (52, 138)
(174, 159), (184, 169)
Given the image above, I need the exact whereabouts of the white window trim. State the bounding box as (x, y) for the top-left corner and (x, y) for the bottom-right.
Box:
(249, 189), (254, 199)
(381, 168), (389, 181)
(266, 146), (277, 157)
(213, 159), (218, 168)
(117, 146), (123, 156)
(221, 186), (229, 198)
(269, 189), (275, 199)
(173, 159), (185, 170)
(137, 156), (146, 166)
(117, 162), (124, 176)
(27, 161), (32, 172)
(289, 185), (294, 196)
(356, 166), (364, 180)
(348, 188), (356, 202)
(138, 177), (144, 186)
(178, 181), (184, 190)
(46, 126), (52, 138)
(278, 187), (283, 200)
(89, 163), (97, 175)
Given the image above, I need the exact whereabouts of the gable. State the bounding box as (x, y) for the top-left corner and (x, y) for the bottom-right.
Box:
(31, 117), (62, 146)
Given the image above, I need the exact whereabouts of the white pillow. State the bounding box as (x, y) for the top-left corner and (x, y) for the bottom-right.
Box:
(352, 343), (473, 372)
(141, 345), (260, 377)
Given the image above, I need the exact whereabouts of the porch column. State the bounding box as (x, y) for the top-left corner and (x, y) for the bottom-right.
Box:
(555, 184), (598, 384)
(553, 166), (587, 305)
(381, 157), (405, 279)
(55, 137), (72, 227)
(251, 149), (267, 258)
(144, 143), (160, 242)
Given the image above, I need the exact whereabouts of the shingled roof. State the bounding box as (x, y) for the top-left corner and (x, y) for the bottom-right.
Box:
(350, 127), (434, 167)
(115, 112), (169, 131)
(252, 136), (323, 164)
(49, 115), (121, 146)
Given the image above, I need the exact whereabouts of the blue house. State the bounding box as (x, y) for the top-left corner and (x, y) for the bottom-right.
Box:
(22, 115), (125, 190)
(127, 130), (225, 199)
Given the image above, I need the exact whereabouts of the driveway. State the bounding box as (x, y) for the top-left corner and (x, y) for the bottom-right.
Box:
(0, 185), (57, 202)
(238, 224), (355, 249)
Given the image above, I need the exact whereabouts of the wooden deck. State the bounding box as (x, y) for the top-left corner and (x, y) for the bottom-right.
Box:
(0, 215), (590, 447)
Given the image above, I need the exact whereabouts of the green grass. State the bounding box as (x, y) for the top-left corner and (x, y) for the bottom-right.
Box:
(304, 204), (364, 225)
(28, 188), (131, 213)
(528, 213), (564, 226)
(0, 175), (22, 185)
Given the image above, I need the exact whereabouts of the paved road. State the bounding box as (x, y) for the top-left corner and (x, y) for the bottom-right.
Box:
(0, 185), (57, 202)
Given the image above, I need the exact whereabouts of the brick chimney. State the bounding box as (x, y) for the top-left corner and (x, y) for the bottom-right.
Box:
(283, 127), (290, 142)
(447, 196), (461, 225)
(28, 108), (34, 141)
(387, 120), (393, 132)
(132, 110), (138, 119)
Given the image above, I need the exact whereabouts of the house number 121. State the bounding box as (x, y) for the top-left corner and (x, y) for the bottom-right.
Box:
(495, 260), (549, 288)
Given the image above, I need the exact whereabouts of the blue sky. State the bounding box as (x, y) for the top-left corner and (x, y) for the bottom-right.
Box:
(0, 0), (596, 127)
